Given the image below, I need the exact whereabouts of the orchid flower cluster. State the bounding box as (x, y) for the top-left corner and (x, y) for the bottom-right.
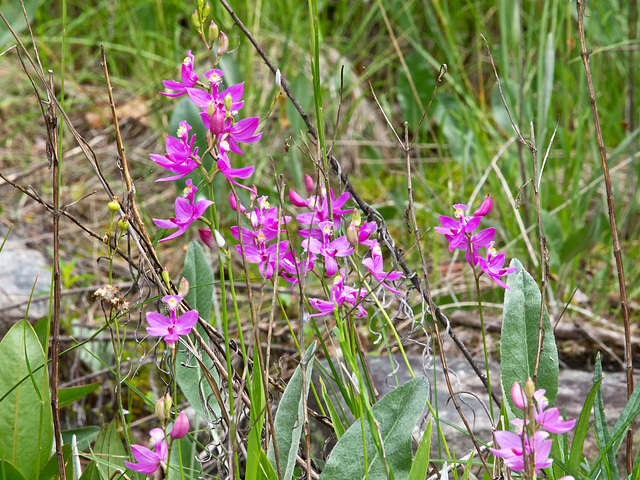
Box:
(435, 195), (516, 288)
(491, 379), (576, 478)
(125, 396), (190, 475)
(224, 174), (405, 319)
(151, 40), (261, 243)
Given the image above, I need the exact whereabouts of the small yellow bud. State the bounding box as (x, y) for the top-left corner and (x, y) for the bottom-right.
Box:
(191, 10), (201, 29)
(208, 21), (219, 44)
(108, 197), (121, 212)
(178, 277), (190, 298)
(524, 377), (536, 399)
(203, 2), (210, 18)
(117, 215), (129, 230)
(162, 268), (171, 286)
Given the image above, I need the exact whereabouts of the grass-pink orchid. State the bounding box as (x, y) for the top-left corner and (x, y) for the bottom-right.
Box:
(146, 295), (198, 343)
(161, 50), (198, 97)
(153, 180), (213, 242)
(150, 121), (199, 182)
(478, 242), (517, 289)
(125, 428), (168, 474)
(362, 241), (403, 294)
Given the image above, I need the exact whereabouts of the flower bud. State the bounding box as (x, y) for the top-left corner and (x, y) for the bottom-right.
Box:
(199, 228), (216, 250)
(213, 229), (226, 248)
(289, 189), (307, 207)
(473, 194), (492, 217)
(108, 197), (121, 212)
(202, 2), (210, 18)
(351, 209), (362, 227)
(346, 222), (359, 248)
(304, 174), (314, 195)
(275, 69), (282, 90)
(250, 188), (257, 205)
(170, 411), (190, 439)
(524, 377), (536, 400)
(162, 267), (171, 286)
(511, 382), (527, 410)
(208, 21), (219, 44)
(224, 93), (233, 113)
(191, 10), (201, 29)
(209, 106), (225, 137)
(155, 394), (172, 421)
(217, 32), (229, 56)
(178, 277), (189, 298)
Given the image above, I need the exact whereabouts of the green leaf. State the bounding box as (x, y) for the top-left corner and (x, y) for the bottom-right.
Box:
(39, 444), (73, 480)
(501, 258), (559, 414)
(0, 319), (52, 480)
(61, 426), (101, 452)
(78, 462), (102, 480)
(258, 448), (279, 480)
(92, 420), (126, 480)
(567, 377), (601, 474)
(246, 343), (268, 480)
(320, 377), (346, 439)
(0, 460), (26, 480)
(0, 0), (45, 47)
(592, 353), (618, 479)
(319, 376), (429, 480)
(268, 342), (317, 480)
(177, 241), (217, 422)
(169, 437), (199, 479)
(59, 383), (100, 407)
(33, 316), (49, 351)
(408, 418), (432, 480)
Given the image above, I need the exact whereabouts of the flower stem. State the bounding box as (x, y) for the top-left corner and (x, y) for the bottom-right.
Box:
(474, 273), (495, 422)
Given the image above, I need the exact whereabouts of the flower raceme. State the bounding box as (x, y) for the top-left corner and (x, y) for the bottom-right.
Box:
(435, 195), (516, 289)
(491, 380), (576, 477)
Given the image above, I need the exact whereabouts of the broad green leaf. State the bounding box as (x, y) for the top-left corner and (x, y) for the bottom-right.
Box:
(259, 448), (279, 480)
(92, 420), (126, 480)
(320, 377), (345, 439)
(567, 378), (601, 474)
(33, 316), (49, 351)
(39, 444), (73, 480)
(319, 376), (429, 480)
(169, 437), (199, 479)
(61, 426), (101, 452)
(0, 319), (52, 480)
(589, 377), (640, 475)
(592, 353), (617, 479)
(268, 342), (317, 480)
(59, 383), (100, 407)
(0, 460), (26, 480)
(501, 258), (559, 414)
(408, 419), (432, 480)
(246, 343), (267, 480)
(177, 241), (217, 422)
(78, 462), (102, 480)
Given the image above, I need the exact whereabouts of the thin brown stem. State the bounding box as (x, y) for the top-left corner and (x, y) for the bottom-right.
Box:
(576, 1), (634, 472)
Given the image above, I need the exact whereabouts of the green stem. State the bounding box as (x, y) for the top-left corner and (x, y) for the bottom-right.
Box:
(474, 273), (495, 421)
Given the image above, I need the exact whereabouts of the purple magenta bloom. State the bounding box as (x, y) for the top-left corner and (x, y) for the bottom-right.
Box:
(146, 295), (198, 343)
(491, 430), (553, 472)
(308, 270), (367, 318)
(478, 242), (517, 289)
(531, 389), (577, 434)
(236, 240), (289, 279)
(362, 241), (403, 294)
(358, 221), (378, 247)
(153, 180), (213, 242)
(150, 121), (200, 182)
(125, 428), (167, 474)
(474, 194), (493, 217)
(304, 222), (353, 277)
(161, 51), (199, 97)
(216, 153), (255, 191)
(170, 411), (190, 440)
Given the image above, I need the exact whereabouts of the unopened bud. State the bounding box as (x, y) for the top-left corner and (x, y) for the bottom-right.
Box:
(170, 411), (190, 439)
(524, 377), (536, 400)
(351, 209), (362, 227)
(346, 222), (359, 248)
(199, 228), (216, 250)
(162, 267), (171, 286)
(155, 394), (172, 421)
(209, 106), (225, 137)
(191, 10), (201, 29)
(208, 21), (219, 44)
(474, 194), (492, 217)
(216, 32), (229, 56)
(511, 382), (527, 410)
(202, 2), (210, 18)
(275, 69), (282, 90)
(197, 0), (204, 9)
(178, 277), (190, 298)
(224, 93), (233, 113)
(213, 229), (226, 248)
(289, 189), (307, 207)
(304, 174), (314, 195)
(108, 197), (121, 212)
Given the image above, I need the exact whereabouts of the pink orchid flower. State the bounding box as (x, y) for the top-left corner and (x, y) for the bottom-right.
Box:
(125, 428), (167, 474)
(146, 295), (198, 343)
(153, 180), (213, 242)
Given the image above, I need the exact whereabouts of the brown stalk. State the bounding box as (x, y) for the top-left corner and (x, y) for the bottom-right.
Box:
(576, 1), (634, 471)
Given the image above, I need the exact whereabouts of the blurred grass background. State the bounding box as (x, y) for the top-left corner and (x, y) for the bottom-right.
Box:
(1, 0), (638, 334)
